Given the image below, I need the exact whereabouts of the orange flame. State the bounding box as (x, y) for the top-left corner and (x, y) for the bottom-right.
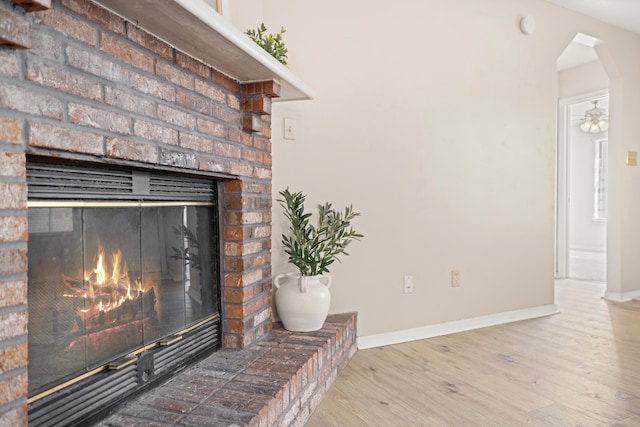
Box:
(83, 244), (142, 314)
(94, 248), (107, 285)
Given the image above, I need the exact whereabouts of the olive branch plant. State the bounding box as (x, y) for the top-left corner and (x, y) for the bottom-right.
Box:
(277, 189), (363, 277)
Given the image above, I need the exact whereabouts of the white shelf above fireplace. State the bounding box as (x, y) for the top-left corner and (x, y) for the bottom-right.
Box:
(91, 0), (315, 101)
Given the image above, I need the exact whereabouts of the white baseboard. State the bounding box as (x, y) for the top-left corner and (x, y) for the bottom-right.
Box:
(604, 290), (640, 302)
(356, 304), (559, 350)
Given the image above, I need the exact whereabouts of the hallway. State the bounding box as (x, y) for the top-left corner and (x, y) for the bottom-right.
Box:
(569, 249), (606, 282)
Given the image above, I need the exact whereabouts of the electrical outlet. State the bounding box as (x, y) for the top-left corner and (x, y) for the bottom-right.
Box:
(451, 270), (461, 288)
(403, 275), (414, 294)
(284, 118), (297, 140)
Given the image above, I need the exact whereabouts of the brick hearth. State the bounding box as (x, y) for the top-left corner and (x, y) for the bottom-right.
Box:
(0, 0), (355, 425)
(98, 314), (356, 427)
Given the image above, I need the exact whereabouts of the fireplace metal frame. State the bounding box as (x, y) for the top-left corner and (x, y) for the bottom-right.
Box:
(26, 159), (223, 426)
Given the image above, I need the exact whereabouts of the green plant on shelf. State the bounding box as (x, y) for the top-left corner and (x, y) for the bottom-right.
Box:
(245, 23), (288, 66)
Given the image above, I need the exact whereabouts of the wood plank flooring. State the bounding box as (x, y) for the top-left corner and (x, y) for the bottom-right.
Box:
(305, 280), (640, 426)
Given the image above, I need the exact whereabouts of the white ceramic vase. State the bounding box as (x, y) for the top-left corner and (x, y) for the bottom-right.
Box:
(273, 273), (332, 332)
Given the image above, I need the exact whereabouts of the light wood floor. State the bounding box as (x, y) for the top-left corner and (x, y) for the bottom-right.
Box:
(305, 280), (640, 426)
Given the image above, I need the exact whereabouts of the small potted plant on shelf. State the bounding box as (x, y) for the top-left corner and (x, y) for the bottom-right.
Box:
(245, 23), (288, 66)
(274, 188), (363, 331)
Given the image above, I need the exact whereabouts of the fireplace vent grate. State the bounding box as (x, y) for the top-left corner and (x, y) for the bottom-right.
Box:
(28, 319), (219, 427)
(154, 321), (219, 376)
(27, 162), (132, 198)
(28, 365), (138, 427)
(27, 161), (216, 201)
(149, 175), (217, 200)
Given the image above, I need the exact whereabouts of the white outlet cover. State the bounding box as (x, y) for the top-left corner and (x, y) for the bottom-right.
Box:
(284, 118), (297, 140)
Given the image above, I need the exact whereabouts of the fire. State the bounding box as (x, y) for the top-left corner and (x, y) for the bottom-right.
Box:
(94, 250), (106, 285)
(60, 243), (158, 337)
(81, 244), (143, 314)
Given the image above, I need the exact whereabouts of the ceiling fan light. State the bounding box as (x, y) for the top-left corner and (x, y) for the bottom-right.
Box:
(579, 100), (609, 134)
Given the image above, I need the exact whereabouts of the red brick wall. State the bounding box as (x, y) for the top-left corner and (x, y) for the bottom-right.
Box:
(0, 0), (275, 422)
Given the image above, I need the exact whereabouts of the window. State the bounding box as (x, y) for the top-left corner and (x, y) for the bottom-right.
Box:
(594, 139), (608, 220)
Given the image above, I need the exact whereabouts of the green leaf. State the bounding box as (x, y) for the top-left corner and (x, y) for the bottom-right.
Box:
(278, 188), (364, 277)
(245, 23), (288, 66)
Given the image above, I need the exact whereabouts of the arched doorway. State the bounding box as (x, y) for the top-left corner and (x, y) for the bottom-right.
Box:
(556, 33), (624, 300)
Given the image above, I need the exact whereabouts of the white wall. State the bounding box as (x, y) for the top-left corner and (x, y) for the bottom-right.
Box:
(559, 61), (609, 98)
(259, 0), (640, 335)
(226, 0), (263, 34)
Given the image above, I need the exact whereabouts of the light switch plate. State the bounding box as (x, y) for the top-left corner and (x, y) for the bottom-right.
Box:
(627, 151), (637, 166)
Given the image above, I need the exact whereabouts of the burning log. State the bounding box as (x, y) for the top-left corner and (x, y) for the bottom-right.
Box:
(70, 288), (157, 341)
(61, 244), (157, 339)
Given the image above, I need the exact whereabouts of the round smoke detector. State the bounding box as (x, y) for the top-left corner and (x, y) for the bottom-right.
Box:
(520, 15), (536, 35)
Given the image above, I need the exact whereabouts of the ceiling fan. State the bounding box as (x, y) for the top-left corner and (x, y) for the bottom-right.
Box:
(573, 100), (609, 134)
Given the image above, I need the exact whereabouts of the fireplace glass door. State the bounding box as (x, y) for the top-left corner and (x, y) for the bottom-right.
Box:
(28, 202), (217, 395)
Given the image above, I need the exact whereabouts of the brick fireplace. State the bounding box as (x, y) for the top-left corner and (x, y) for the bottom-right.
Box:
(0, 0), (357, 425)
